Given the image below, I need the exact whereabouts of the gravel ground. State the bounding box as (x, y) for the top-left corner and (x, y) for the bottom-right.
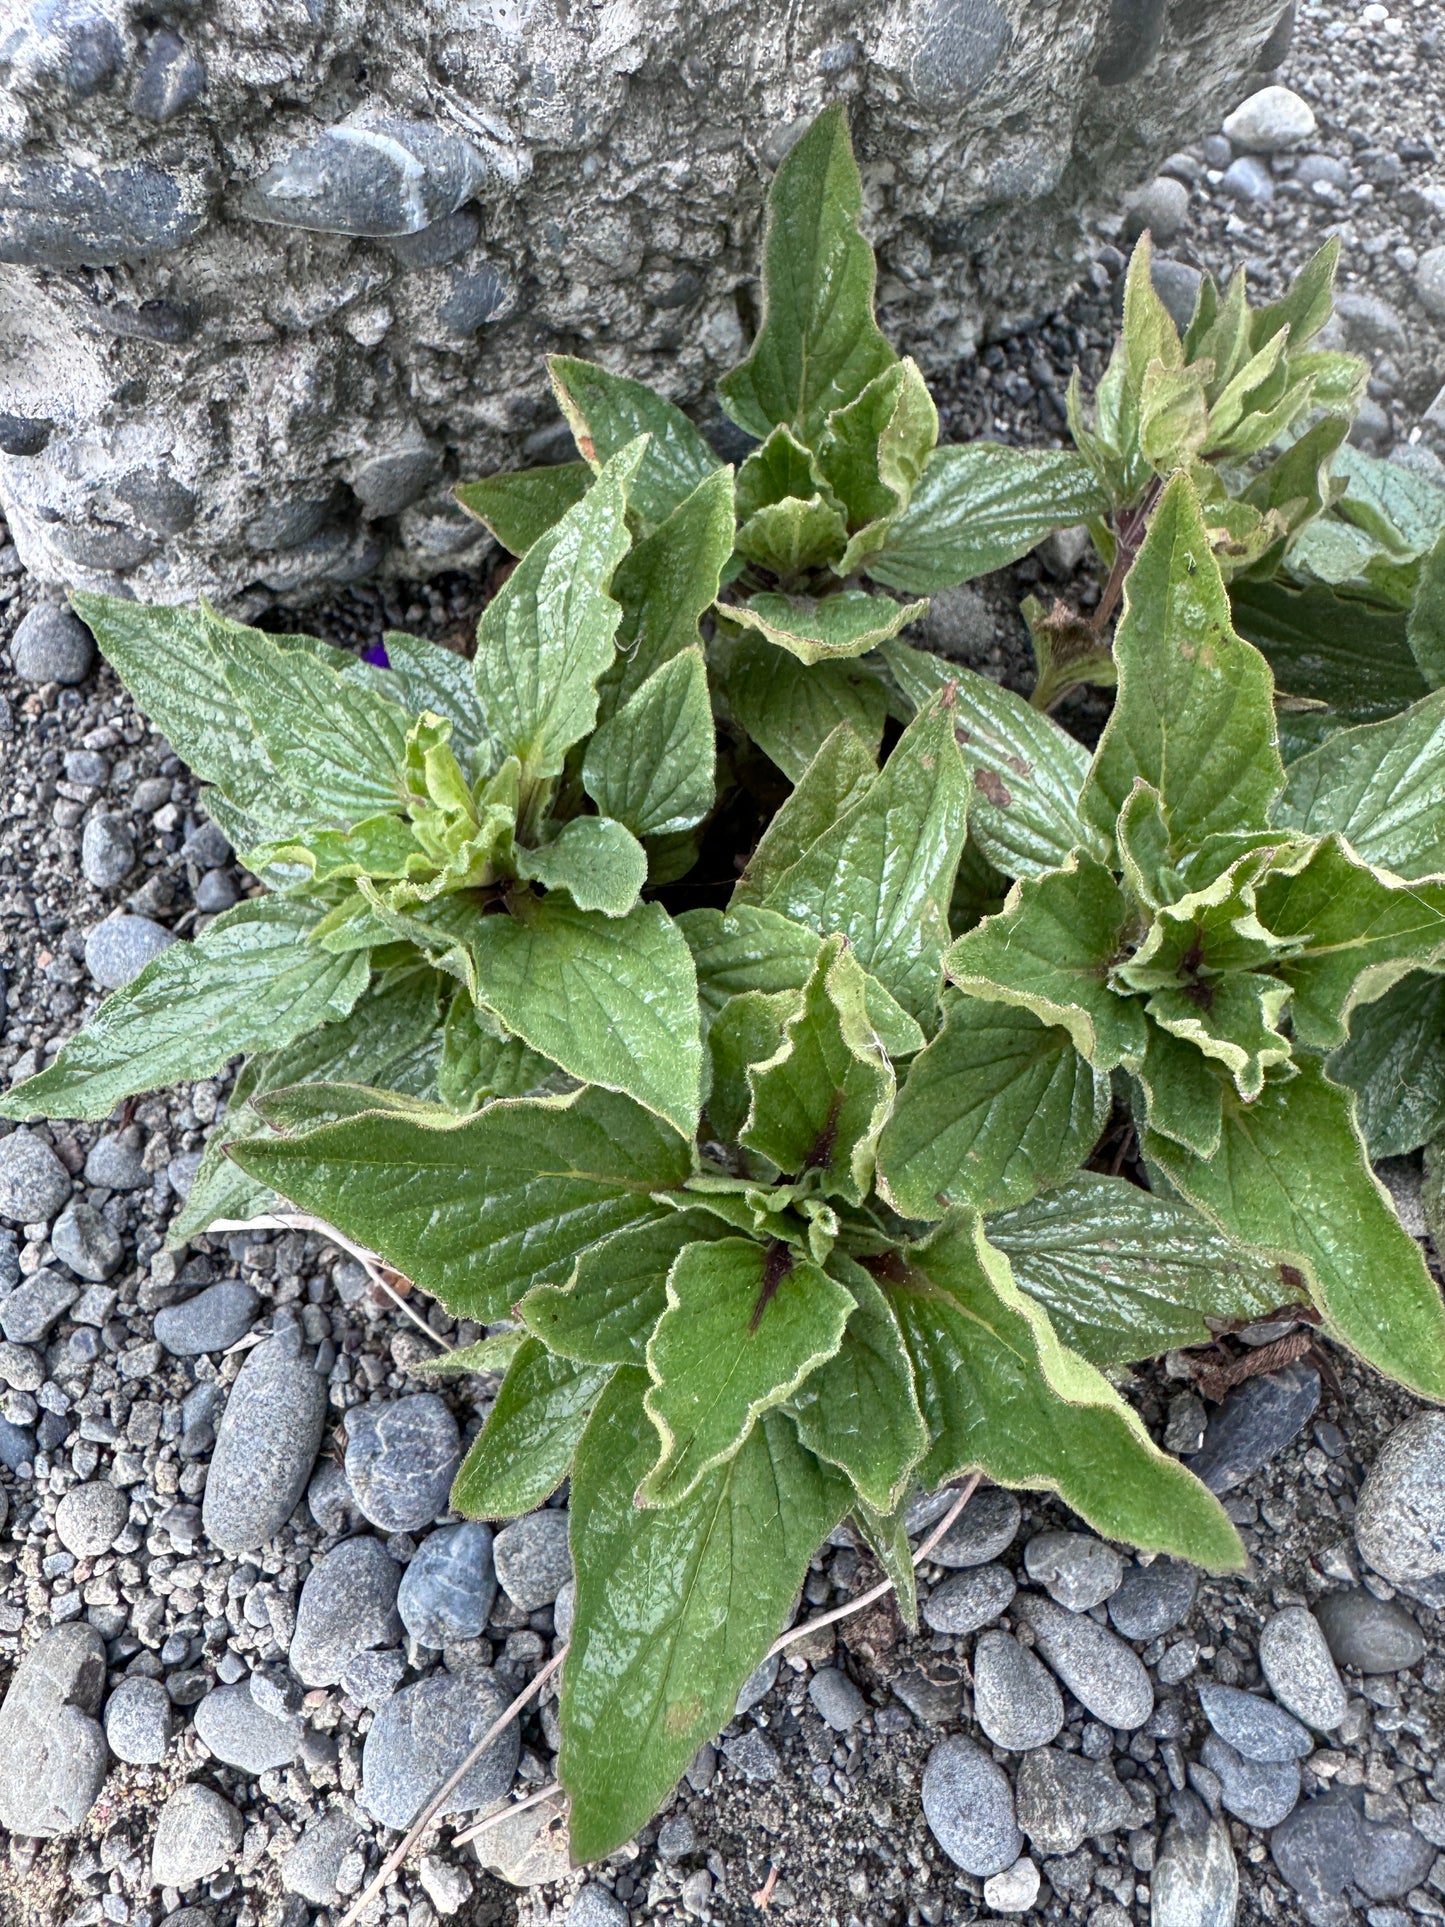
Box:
(4, 4), (1445, 1927)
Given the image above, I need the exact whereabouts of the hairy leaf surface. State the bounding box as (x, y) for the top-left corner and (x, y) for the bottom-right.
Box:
(1275, 688), (1445, 878)
(454, 461), (591, 556)
(1328, 972), (1445, 1158)
(726, 589), (927, 665)
(713, 632), (888, 782)
(520, 1214), (731, 1367)
(549, 356), (720, 530)
(451, 1339), (613, 1519)
(584, 648), (716, 837)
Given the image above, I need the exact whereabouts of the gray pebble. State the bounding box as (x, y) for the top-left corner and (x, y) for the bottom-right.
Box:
(85, 913), (176, 990)
(921, 1735), (1023, 1877)
(345, 1393), (461, 1532)
(0, 1414), (35, 1470)
(282, 1807), (361, 1905)
(361, 1670), (520, 1830)
(566, 1881), (628, 1925)
(151, 1782), (243, 1888)
(553, 1577), (576, 1644)
(50, 1199), (123, 1280)
(340, 1647), (407, 1710)
(1013, 1746), (1134, 1856)
(132, 28), (205, 121)
(1185, 1364), (1319, 1494)
(808, 1667), (865, 1731)
(245, 115), (488, 238)
(1271, 1788), (1367, 1908)
(1150, 257), (1204, 331)
(1022, 1531), (1124, 1612)
(1153, 1807), (1238, 1927)
(81, 814), (134, 888)
(0, 1623), (109, 1837)
(1, 1268), (80, 1344)
(397, 1521), (496, 1647)
(922, 1563), (1016, 1635)
(154, 1280), (261, 1356)
(493, 1510), (572, 1611)
(1312, 1589), (1425, 1675)
(103, 1675), (173, 1764)
(307, 1458), (364, 1536)
(1258, 1607), (1347, 1732)
(1122, 174), (1190, 245)
(973, 1630), (1064, 1752)
(289, 1535), (403, 1687)
(0, 1128), (71, 1222)
(195, 870), (239, 913)
(0, 158), (207, 268)
(1354, 1414), (1445, 1587)
(10, 605), (94, 685)
(0, 1341), (42, 1391)
(1221, 83), (1316, 151)
(1107, 1558), (1197, 1642)
(1418, 247), (1445, 324)
(1356, 1815), (1437, 1901)
(1013, 1594), (1153, 1730)
(657, 1813), (697, 1860)
(1333, 291), (1408, 356)
(1196, 1682), (1311, 1763)
(931, 1486), (1020, 1568)
(192, 1682), (303, 1773)
(83, 1133), (146, 1190)
(1201, 1733), (1300, 1829)
(1219, 154), (1274, 204)
(183, 820), (232, 869)
(721, 1727), (779, 1782)
(202, 1325), (327, 1554)
(55, 1479), (128, 1556)
(248, 1663), (302, 1719)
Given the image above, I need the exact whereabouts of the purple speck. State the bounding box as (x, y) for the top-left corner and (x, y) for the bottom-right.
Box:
(363, 640), (391, 668)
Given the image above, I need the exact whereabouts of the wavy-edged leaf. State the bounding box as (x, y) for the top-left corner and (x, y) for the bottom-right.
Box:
(712, 630), (887, 783)
(520, 1213), (731, 1367)
(735, 494), (848, 575)
(1329, 971), (1445, 1159)
(725, 589), (927, 665)
(512, 816), (648, 917)
(230, 1084), (693, 1322)
(549, 355), (720, 531)
(1275, 688), (1445, 879)
(561, 1371), (848, 1861)
(583, 648), (716, 837)
(451, 1339), (614, 1520)
(877, 996), (1108, 1218)
(1135, 1015), (1226, 1158)
(818, 358), (939, 571)
(1144, 1057), (1445, 1401)
(736, 425), (828, 519)
(731, 724), (877, 907)
(253, 1081), (453, 1131)
(454, 461), (592, 556)
(705, 988), (794, 1146)
(603, 468), (737, 713)
(1333, 444), (1445, 558)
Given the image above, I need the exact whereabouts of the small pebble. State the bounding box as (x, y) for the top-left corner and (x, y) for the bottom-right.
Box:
(493, 1510), (572, 1611)
(973, 1630), (1064, 1752)
(1152, 1806), (1238, 1927)
(193, 1683), (304, 1773)
(154, 1280), (261, 1355)
(55, 1480), (129, 1557)
(202, 1325), (328, 1555)
(1258, 1607), (1347, 1732)
(50, 1200), (123, 1281)
(921, 1736), (1023, 1876)
(1023, 1531), (1125, 1612)
(151, 1782), (243, 1888)
(921, 1563), (1016, 1635)
(289, 1535), (403, 1687)
(81, 815), (134, 889)
(0, 1128), (71, 1223)
(362, 1671), (520, 1829)
(1013, 1594), (1153, 1730)
(103, 1675), (173, 1765)
(1222, 84), (1317, 151)
(84, 913), (176, 990)
(1312, 1589), (1425, 1675)
(10, 605), (95, 685)
(1200, 1733), (1300, 1829)
(808, 1667), (865, 1731)
(397, 1521), (497, 1647)
(931, 1487), (1020, 1568)
(983, 1856), (1041, 1914)
(345, 1393), (461, 1532)
(1196, 1682), (1312, 1763)
(1354, 1415), (1445, 1587)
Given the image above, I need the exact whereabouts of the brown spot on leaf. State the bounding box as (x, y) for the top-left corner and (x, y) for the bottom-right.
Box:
(974, 768), (1012, 808)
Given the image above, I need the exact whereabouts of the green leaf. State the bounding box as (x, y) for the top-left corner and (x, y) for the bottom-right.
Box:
(549, 356), (720, 532)
(419, 1329), (529, 1377)
(1231, 579), (1426, 731)
(641, 1238), (853, 1505)
(1249, 236), (1342, 353)
(735, 495), (849, 575)
(1144, 1058), (1445, 1402)
(790, 1253), (928, 1512)
(818, 359), (939, 571)
(454, 461), (592, 556)
(713, 631), (888, 783)
(705, 989), (794, 1145)
(253, 1081), (450, 1132)
(883, 642), (1094, 879)
(725, 589), (927, 665)
(757, 698), (970, 1023)
(1081, 473), (1283, 852)
(944, 853), (1148, 1071)
(381, 633), (494, 771)
(1135, 1016), (1226, 1158)
(466, 895), (702, 1136)
(230, 1084), (693, 1321)
(736, 425), (829, 519)
(1334, 444), (1445, 558)
(1276, 688), (1445, 881)
(437, 1000), (556, 1111)
(717, 103), (897, 446)
(562, 1370), (847, 1861)
(583, 648), (715, 837)
(876, 996), (1108, 1218)
(259, 969), (446, 1100)
(1328, 972), (1445, 1158)
(1144, 975), (1293, 1103)
(1408, 531), (1445, 689)
(513, 816), (649, 917)
(0, 901), (369, 1122)
(520, 1213), (729, 1367)
(989, 1172), (1288, 1367)
(742, 937), (895, 1203)
(889, 1221), (1244, 1568)
(866, 446), (1108, 595)
(473, 441), (641, 785)
(603, 469), (737, 713)
(1254, 836), (1445, 1050)
(731, 725), (878, 906)
(451, 1338), (614, 1520)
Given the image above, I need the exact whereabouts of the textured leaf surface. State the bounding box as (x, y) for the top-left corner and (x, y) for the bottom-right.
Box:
(1329, 972), (1445, 1158)
(1135, 1017), (1226, 1158)
(562, 1371), (847, 1861)
(520, 1214), (729, 1367)
(467, 896), (702, 1135)
(451, 1339), (613, 1520)
(584, 649), (716, 837)
(1409, 531), (1445, 688)
(889, 1224), (1243, 1567)
(437, 1000), (555, 1111)
(989, 1172), (1285, 1366)
(1230, 580), (1425, 729)
(0, 901), (369, 1121)
(713, 632), (887, 782)
(1275, 688), (1445, 879)
(512, 817), (648, 917)
(877, 997), (1108, 1218)
(727, 589), (927, 665)
(704, 991), (794, 1146)
(454, 461), (591, 555)
(731, 725), (877, 907)
(231, 1085), (692, 1321)
(603, 469), (737, 712)
(382, 632), (495, 770)
(1145, 1058), (1445, 1401)
(550, 356), (720, 531)
(735, 494), (849, 575)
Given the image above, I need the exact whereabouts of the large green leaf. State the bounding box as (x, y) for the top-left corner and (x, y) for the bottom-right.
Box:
(1329, 972), (1445, 1158)
(451, 1339), (614, 1520)
(1408, 531), (1445, 689)
(641, 1237), (853, 1505)
(1275, 688), (1445, 879)
(790, 1254), (927, 1512)
(549, 356), (721, 532)
(1135, 1016), (1227, 1158)
(454, 461), (592, 556)
(731, 724), (878, 907)
(520, 1213), (729, 1367)
(512, 817), (648, 917)
(561, 1371), (848, 1861)
(602, 469), (737, 713)
(877, 996), (1108, 1218)
(1082, 473), (1283, 851)
(437, 999), (556, 1111)
(757, 698), (970, 1023)
(583, 648), (715, 837)
(381, 632), (495, 771)
(866, 445), (1108, 595)
(704, 989), (794, 1145)
(231, 1084), (693, 1321)
(0, 901), (369, 1122)
(473, 441), (641, 785)
(1145, 1058), (1445, 1401)
(1230, 580), (1426, 728)
(725, 590), (927, 666)
(944, 853), (1149, 1071)
(743, 937), (894, 1203)
(466, 895), (702, 1136)
(1333, 444), (1445, 558)
(713, 631), (888, 782)
(989, 1172), (1286, 1366)
(888, 1222), (1244, 1568)
(717, 103), (897, 446)
(817, 359), (939, 571)
(734, 493), (849, 576)
(883, 642), (1094, 879)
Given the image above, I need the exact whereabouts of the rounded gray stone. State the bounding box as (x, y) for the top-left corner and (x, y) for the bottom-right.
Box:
(1355, 1414), (1445, 1586)
(566, 1883), (628, 1927)
(734, 1652), (778, 1717)
(195, 869), (239, 913)
(151, 1782), (243, 1888)
(1022, 1531), (1125, 1612)
(1012, 1594), (1153, 1731)
(201, 1326), (328, 1555)
(1013, 1746), (1134, 1856)
(493, 1510), (572, 1611)
(83, 1134), (147, 1190)
(1220, 154), (1274, 204)
(103, 1675), (174, 1764)
(85, 913), (176, 990)
(10, 604), (94, 684)
(1312, 1589), (1425, 1675)
(81, 814), (134, 888)
(1150, 256), (1205, 332)
(289, 1535), (403, 1687)
(1122, 174), (1190, 245)
(808, 1667), (866, 1732)
(931, 1487), (1021, 1569)
(1201, 1733), (1300, 1830)
(1185, 1363), (1319, 1494)
(154, 1280), (261, 1356)
(282, 1807), (361, 1905)
(1107, 1558), (1197, 1642)
(50, 1199), (123, 1280)
(345, 1393), (461, 1533)
(193, 1683), (303, 1774)
(921, 1735), (1023, 1877)
(1258, 1607), (1347, 1732)
(361, 1670), (520, 1830)
(0, 1128), (71, 1222)
(1221, 83), (1316, 151)
(973, 1629), (1064, 1752)
(1197, 1682), (1312, 1763)
(0, 1624), (110, 1837)
(55, 1479), (129, 1556)
(922, 1563), (1016, 1635)
(1153, 1809), (1238, 1927)
(0, 1267), (79, 1343)
(397, 1521), (496, 1648)
(553, 1577), (576, 1644)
